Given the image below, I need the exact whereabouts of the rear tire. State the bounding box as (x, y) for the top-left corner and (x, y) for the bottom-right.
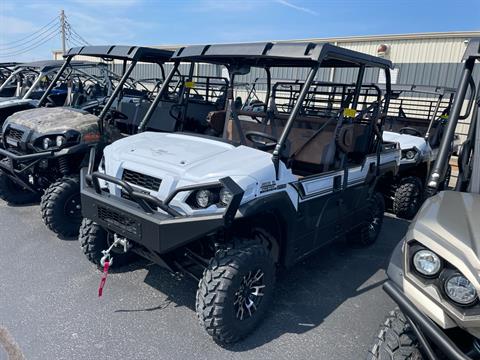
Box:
(0, 170), (40, 205)
(393, 177), (423, 220)
(348, 192), (385, 246)
(79, 218), (136, 268)
(40, 175), (82, 237)
(368, 308), (424, 360)
(196, 242), (275, 344)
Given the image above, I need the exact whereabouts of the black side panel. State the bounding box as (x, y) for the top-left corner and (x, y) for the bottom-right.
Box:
(236, 191), (298, 267)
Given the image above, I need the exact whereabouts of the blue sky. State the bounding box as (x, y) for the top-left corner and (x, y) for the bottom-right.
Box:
(1, 0), (479, 61)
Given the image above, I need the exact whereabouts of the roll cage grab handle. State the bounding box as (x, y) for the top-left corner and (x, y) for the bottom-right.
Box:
(427, 57), (477, 193)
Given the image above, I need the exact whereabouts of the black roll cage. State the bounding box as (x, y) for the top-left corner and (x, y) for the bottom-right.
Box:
(427, 37), (480, 193)
(38, 45), (173, 135)
(163, 41), (392, 177)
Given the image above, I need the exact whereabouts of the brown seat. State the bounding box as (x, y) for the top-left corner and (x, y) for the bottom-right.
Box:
(206, 110), (227, 135)
(228, 113), (338, 174)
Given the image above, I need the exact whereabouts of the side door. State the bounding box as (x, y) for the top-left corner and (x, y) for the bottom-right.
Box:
(293, 169), (344, 260)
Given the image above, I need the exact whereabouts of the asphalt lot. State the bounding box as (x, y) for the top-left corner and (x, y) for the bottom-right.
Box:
(0, 200), (410, 360)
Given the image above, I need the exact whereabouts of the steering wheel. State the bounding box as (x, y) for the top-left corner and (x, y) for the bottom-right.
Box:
(44, 95), (57, 107)
(108, 109), (129, 120)
(245, 131), (278, 151)
(399, 127), (423, 137)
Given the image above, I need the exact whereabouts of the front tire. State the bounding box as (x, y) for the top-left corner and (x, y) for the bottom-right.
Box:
(368, 308), (424, 360)
(79, 218), (136, 268)
(0, 170), (40, 205)
(393, 176), (423, 220)
(196, 242), (275, 344)
(40, 175), (82, 237)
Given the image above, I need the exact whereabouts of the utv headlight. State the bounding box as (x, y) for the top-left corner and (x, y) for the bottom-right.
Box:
(219, 187), (233, 205)
(195, 189), (212, 208)
(55, 135), (66, 147)
(43, 137), (52, 150)
(403, 149), (417, 160)
(444, 274), (477, 305)
(413, 249), (441, 276)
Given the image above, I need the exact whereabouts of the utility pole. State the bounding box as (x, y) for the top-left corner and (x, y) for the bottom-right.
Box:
(60, 9), (66, 54)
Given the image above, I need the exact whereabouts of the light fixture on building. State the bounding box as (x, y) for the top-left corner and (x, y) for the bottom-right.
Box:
(377, 44), (390, 57)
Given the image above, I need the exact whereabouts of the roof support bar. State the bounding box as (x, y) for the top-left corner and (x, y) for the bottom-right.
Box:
(98, 59), (138, 132)
(37, 57), (72, 107)
(272, 65), (319, 178)
(138, 61), (180, 132)
(427, 57), (476, 193)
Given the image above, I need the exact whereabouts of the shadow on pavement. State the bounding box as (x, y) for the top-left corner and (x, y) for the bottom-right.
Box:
(116, 215), (409, 350)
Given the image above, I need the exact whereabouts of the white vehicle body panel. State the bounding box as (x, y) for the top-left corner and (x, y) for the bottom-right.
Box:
(383, 131), (433, 165)
(101, 132), (399, 216)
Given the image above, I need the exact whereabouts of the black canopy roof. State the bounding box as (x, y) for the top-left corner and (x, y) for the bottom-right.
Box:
(65, 45), (173, 63)
(0, 62), (19, 68)
(172, 41), (392, 69)
(15, 60), (96, 72)
(463, 38), (480, 60)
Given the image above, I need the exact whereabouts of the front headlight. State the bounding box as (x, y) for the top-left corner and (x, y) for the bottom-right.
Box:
(56, 135), (66, 147)
(413, 249), (442, 276)
(195, 189), (212, 208)
(403, 149), (417, 160)
(43, 137), (52, 150)
(444, 274), (477, 305)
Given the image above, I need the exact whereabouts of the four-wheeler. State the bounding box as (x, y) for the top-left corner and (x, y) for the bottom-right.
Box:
(79, 41), (400, 344)
(377, 84), (464, 219)
(0, 60), (114, 127)
(0, 62), (18, 85)
(0, 45), (174, 237)
(368, 37), (480, 360)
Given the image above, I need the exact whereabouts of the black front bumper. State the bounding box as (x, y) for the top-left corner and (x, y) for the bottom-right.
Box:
(384, 281), (474, 360)
(0, 143), (89, 192)
(80, 168), (244, 255)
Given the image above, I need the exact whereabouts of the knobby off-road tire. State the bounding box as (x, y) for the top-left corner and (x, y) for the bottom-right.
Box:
(368, 308), (424, 360)
(79, 218), (136, 268)
(0, 166), (40, 205)
(196, 242), (275, 344)
(393, 177), (423, 220)
(348, 192), (385, 246)
(40, 175), (82, 237)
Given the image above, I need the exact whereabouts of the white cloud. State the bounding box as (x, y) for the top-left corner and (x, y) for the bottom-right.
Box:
(274, 0), (318, 15)
(0, 16), (38, 35)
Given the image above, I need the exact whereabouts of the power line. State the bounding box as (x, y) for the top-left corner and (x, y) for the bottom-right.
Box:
(0, 24), (60, 51)
(65, 18), (91, 46)
(0, 16), (58, 46)
(0, 30), (60, 57)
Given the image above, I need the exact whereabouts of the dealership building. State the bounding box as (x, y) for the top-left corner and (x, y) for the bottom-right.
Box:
(53, 31), (480, 138)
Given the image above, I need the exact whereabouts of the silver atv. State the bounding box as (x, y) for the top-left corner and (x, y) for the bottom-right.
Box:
(369, 37), (480, 360)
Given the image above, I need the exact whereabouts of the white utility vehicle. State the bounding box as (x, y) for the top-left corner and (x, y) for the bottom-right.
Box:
(378, 85), (469, 219)
(79, 42), (400, 344)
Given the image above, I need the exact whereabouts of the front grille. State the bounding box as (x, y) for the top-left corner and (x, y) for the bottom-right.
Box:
(6, 128), (24, 142)
(98, 206), (140, 236)
(122, 169), (161, 191)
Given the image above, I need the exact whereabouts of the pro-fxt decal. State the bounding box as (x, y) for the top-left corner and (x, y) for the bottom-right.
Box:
(260, 181), (286, 193)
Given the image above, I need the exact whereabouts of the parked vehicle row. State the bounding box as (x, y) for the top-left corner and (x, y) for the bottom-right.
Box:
(0, 38), (478, 354)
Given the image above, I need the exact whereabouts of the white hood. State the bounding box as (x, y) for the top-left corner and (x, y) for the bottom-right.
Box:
(103, 132), (295, 210)
(383, 131), (429, 152)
